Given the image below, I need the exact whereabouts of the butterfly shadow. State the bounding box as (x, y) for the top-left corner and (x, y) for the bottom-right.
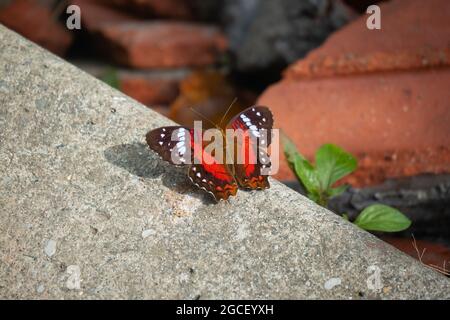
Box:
(103, 142), (217, 205)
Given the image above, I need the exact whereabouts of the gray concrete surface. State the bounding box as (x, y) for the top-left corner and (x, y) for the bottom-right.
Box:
(0, 24), (449, 299)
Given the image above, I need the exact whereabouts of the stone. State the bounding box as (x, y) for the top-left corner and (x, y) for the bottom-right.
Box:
(96, 21), (227, 68)
(66, 265), (81, 290)
(324, 278), (342, 290)
(286, 0), (450, 79)
(44, 239), (57, 257)
(327, 174), (450, 246)
(0, 25), (449, 299)
(258, 64), (450, 186)
(225, 0), (356, 78)
(141, 229), (156, 239)
(0, 0), (73, 56)
(36, 284), (45, 293)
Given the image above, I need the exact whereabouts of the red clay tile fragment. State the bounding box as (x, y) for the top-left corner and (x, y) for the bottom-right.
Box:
(0, 0), (73, 56)
(286, 0), (450, 79)
(96, 21), (227, 69)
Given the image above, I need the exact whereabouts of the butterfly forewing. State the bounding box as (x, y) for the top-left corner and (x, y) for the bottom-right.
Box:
(147, 125), (238, 201)
(226, 106), (274, 189)
(228, 106), (274, 144)
(146, 126), (192, 165)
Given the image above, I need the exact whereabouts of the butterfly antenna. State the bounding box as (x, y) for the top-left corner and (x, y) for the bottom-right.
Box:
(189, 107), (219, 129)
(218, 97), (238, 128)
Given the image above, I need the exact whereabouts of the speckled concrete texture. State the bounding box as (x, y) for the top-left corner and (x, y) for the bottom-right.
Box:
(0, 25), (448, 299)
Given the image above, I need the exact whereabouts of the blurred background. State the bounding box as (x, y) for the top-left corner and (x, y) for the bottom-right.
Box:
(1, 0), (449, 271)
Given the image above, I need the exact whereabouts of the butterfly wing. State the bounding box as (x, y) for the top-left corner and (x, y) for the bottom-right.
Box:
(146, 126), (238, 200)
(227, 106), (274, 189)
(188, 133), (238, 201)
(146, 126), (193, 165)
(188, 163), (238, 201)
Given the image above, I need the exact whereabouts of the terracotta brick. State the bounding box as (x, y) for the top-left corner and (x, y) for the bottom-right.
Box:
(120, 74), (184, 106)
(383, 237), (450, 271)
(105, 0), (193, 19)
(286, 0), (450, 79)
(96, 21), (227, 68)
(169, 70), (243, 129)
(73, 59), (188, 106)
(258, 68), (450, 185)
(69, 0), (138, 31)
(0, 0), (73, 56)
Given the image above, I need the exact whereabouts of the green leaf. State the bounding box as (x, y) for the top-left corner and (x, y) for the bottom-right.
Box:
(99, 67), (120, 90)
(307, 191), (321, 203)
(281, 131), (305, 171)
(327, 184), (348, 198)
(354, 204), (412, 232)
(315, 144), (357, 190)
(294, 157), (320, 194)
(342, 213), (349, 221)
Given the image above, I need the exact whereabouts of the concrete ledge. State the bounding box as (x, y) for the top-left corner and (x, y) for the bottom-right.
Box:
(0, 24), (448, 299)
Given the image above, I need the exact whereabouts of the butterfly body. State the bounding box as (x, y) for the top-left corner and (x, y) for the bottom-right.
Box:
(146, 106), (273, 201)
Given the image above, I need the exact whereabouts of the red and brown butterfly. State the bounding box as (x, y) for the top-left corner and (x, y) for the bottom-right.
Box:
(146, 106), (274, 201)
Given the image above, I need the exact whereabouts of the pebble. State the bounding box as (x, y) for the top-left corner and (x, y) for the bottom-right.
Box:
(36, 284), (45, 293)
(324, 277), (342, 290)
(34, 97), (47, 109)
(44, 239), (57, 257)
(66, 265), (81, 290)
(142, 229), (156, 239)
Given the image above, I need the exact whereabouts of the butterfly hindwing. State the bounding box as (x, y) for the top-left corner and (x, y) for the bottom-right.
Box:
(188, 163), (238, 201)
(188, 134), (238, 201)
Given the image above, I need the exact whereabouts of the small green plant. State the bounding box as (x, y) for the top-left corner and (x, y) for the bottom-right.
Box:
(99, 67), (120, 90)
(282, 133), (411, 232)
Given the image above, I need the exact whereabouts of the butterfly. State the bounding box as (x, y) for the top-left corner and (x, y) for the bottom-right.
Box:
(146, 106), (274, 201)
